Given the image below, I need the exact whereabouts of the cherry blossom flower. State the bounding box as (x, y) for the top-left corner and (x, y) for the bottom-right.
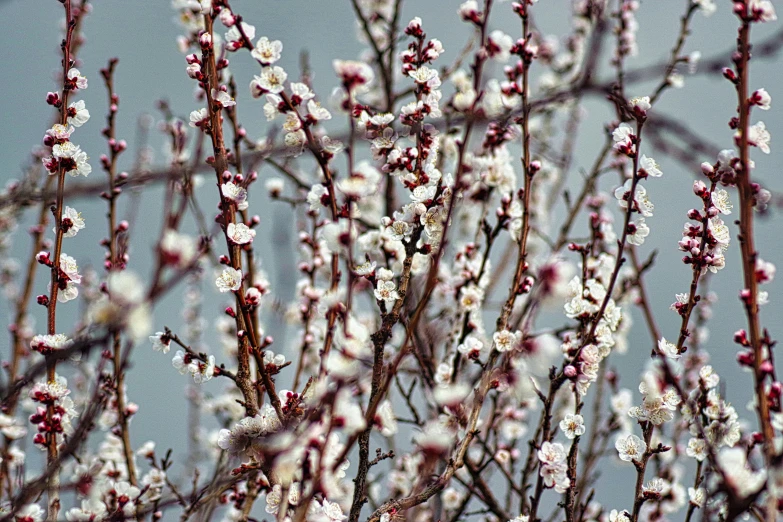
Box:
(211, 89), (236, 108)
(537, 442), (569, 492)
(718, 447), (766, 496)
(221, 181), (249, 210)
(251, 36), (283, 64)
(657, 337), (681, 359)
(629, 96), (651, 117)
(748, 0), (777, 22)
(54, 253), (81, 302)
(159, 229), (198, 268)
(686, 437), (707, 461)
(693, 0), (716, 16)
(608, 510), (631, 522)
(46, 123), (74, 141)
(493, 329), (522, 352)
(626, 218), (649, 246)
(711, 188), (732, 214)
(189, 355), (215, 384)
(67, 68), (88, 90)
(333, 59), (374, 91)
(559, 413), (585, 439)
(307, 100), (331, 121)
(751, 88), (772, 110)
(30, 334), (72, 356)
(612, 122), (636, 155)
(15, 504), (44, 522)
(615, 433), (646, 462)
(251, 66), (287, 96)
(149, 332), (171, 354)
(374, 280), (400, 306)
(614, 179), (654, 217)
(51, 141), (92, 177)
(66, 100), (90, 127)
(458, 336), (485, 359)
(746, 121), (771, 153)
(224, 21), (255, 51)
(227, 222), (256, 244)
(487, 30), (513, 62)
(0, 414), (27, 440)
(755, 258), (776, 283)
(58, 206), (85, 238)
(639, 154), (662, 177)
(216, 267), (242, 293)
(188, 108), (209, 129)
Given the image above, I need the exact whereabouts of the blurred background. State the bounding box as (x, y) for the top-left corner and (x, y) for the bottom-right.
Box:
(1, 0), (783, 517)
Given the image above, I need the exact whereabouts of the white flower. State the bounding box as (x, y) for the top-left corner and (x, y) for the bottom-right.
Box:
(46, 123), (73, 140)
(753, 88), (772, 110)
(251, 37), (283, 65)
(749, 0), (777, 22)
(629, 96), (651, 112)
(657, 337), (681, 359)
(559, 414), (586, 439)
(216, 267), (242, 293)
(608, 510), (631, 522)
(688, 487), (705, 508)
(627, 218), (649, 246)
(333, 60), (374, 89)
(67, 68), (88, 90)
(537, 441), (567, 465)
(374, 280), (399, 306)
(711, 189), (732, 214)
(227, 222), (256, 244)
(251, 66), (287, 95)
(189, 355), (215, 384)
(320, 500), (347, 522)
(189, 107), (209, 129)
(377, 400), (398, 436)
(211, 89), (236, 108)
(16, 504), (44, 522)
(224, 22), (255, 50)
(459, 284), (484, 311)
(458, 336), (485, 359)
(686, 437), (707, 461)
(31, 334), (72, 354)
(699, 365), (720, 389)
(221, 181), (249, 210)
(718, 447), (766, 496)
(0, 414), (27, 440)
(746, 121), (771, 154)
(615, 434), (647, 462)
(58, 206), (85, 238)
(408, 66), (439, 85)
(65, 499), (108, 522)
(639, 155), (662, 177)
(307, 100), (331, 121)
(52, 142), (91, 177)
(52, 253), (81, 302)
(614, 179), (654, 217)
(612, 122), (635, 153)
(694, 0), (716, 16)
(67, 100), (90, 127)
(442, 488), (463, 511)
(493, 329), (521, 352)
(488, 30), (514, 62)
(172, 350), (188, 375)
(160, 229), (198, 268)
(149, 332), (171, 354)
